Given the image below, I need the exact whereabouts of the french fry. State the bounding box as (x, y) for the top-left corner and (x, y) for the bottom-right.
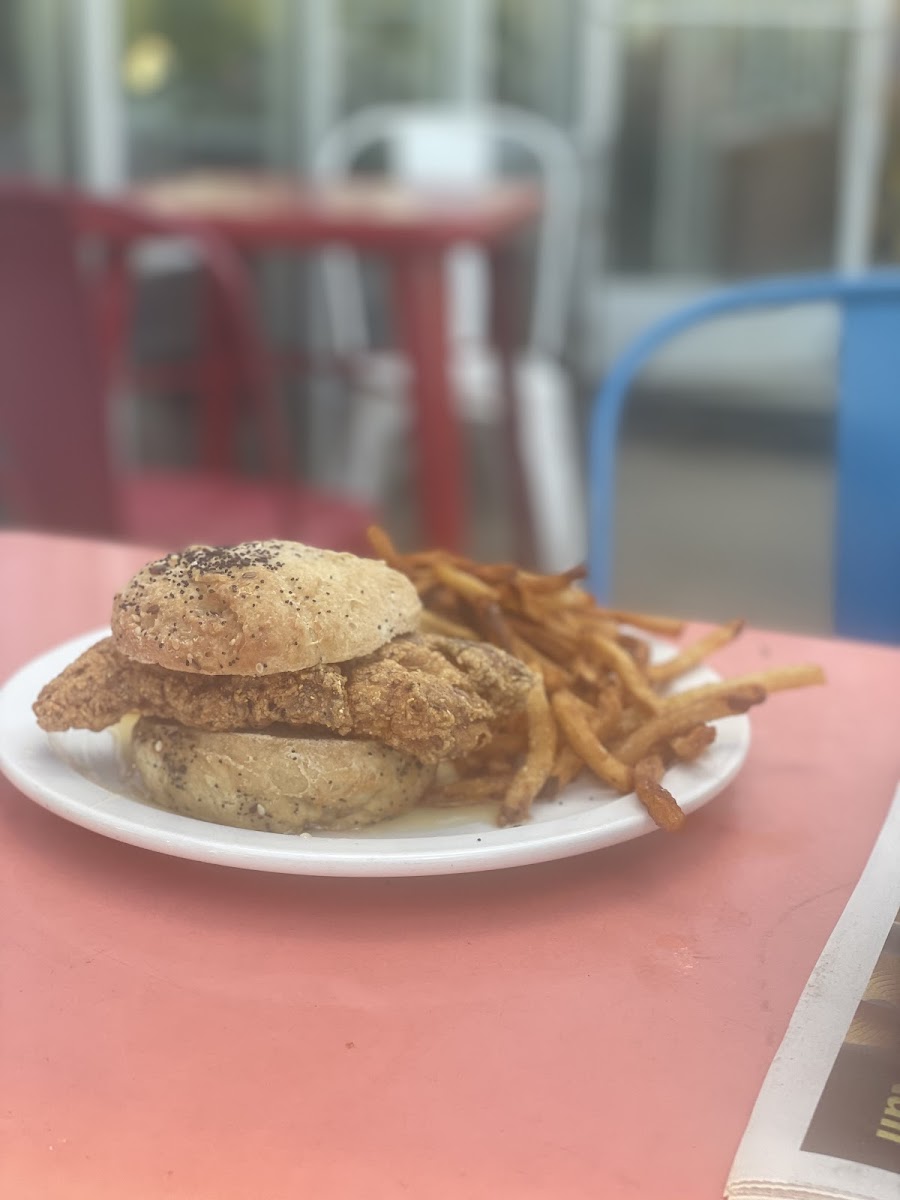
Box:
(507, 633), (574, 693)
(421, 583), (469, 618)
(647, 619), (744, 684)
(551, 690), (633, 793)
(593, 679), (624, 739)
(559, 679), (622, 741)
(426, 775), (515, 806)
(513, 565), (588, 592)
(418, 610), (479, 640)
(462, 562), (519, 585)
(503, 579), (551, 623)
(663, 664), (825, 711)
(554, 686), (620, 740)
(499, 681), (557, 825)
(467, 598), (518, 654)
(633, 754), (686, 832)
(572, 657), (606, 689)
(365, 525), (824, 832)
(668, 724), (717, 762)
(541, 744), (586, 798)
(617, 633), (651, 672)
(598, 609), (686, 638)
(471, 729), (528, 759)
(507, 614), (581, 664)
(610, 703), (644, 742)
(432, 559), (498, 603)
(616, 685), (766, 766)
(585, 634), (664, 714)
(366, 524), (403, 567)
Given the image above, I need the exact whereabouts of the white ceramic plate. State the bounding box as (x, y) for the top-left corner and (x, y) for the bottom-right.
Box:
(0, 628), (750, 877)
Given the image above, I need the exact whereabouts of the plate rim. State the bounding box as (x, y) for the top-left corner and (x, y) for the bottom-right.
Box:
(0, 628), (751, 877)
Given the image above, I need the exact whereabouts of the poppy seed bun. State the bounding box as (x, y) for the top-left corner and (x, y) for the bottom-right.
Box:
(111, 541), (422, 675)
(131, 718), (435, 833)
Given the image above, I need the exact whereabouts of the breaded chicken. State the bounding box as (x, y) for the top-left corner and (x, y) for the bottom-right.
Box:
(344, 636), (532, 762)
(33, 634), (534, 765)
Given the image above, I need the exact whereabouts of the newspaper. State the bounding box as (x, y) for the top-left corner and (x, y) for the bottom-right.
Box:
(726, 783), (900, 1200)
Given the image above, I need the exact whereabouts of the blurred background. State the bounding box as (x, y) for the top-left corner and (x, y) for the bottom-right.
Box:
(2, 0), (900, 633)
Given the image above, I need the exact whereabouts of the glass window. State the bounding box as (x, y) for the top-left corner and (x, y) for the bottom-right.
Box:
(122, 0), (281, 177)
(0, 0), (70, 177)
(872, 11), (900, 264)
(0, 2), (31, 172)
(492, 0), (580, 127)
(606, 19), (848, 277)
(336, 0), (455, 115)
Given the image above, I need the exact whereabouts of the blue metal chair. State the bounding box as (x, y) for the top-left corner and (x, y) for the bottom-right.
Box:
(587, 272), (900, 643)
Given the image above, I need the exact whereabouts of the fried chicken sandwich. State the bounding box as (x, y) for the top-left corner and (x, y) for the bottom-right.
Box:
(33, 540), (533, 832)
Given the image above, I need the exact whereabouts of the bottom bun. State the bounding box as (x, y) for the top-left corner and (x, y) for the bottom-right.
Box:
(131, 718), (435, 833)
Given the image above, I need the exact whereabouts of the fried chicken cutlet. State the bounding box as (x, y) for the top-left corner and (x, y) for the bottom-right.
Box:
(34, 633), (534, 765)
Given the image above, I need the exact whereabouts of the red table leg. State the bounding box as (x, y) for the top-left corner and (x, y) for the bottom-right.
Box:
(196, 268), (239, 472)
(390, 249), (465, 551)
(93, 243), (133, 396)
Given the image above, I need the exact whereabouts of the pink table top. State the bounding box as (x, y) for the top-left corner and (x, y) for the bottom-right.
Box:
(2, 530), (899, 1199)
(116, 170), (543, 251)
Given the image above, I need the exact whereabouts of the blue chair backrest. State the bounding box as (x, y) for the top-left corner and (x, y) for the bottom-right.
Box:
(587, 272), (900, 643)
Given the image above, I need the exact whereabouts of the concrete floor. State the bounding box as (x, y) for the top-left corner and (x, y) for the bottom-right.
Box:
(370, 408), (835, 637)
(612, 435), (833, 635)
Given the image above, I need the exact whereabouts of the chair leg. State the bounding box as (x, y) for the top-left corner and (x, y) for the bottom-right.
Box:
(195, 268), (239, 472)
(488, 245), (536, 567)
(515, 358), (588, 573)
(390, 250), (466, 551)
(93, 245), (133, 395)
(343, 386), (409, 503)
(194, 237), (293, 480)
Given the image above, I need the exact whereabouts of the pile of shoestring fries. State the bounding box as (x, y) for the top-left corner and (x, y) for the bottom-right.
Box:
(368, 527), (825, 832)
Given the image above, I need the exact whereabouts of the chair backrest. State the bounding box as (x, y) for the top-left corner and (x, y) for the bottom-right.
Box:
(0, 183), (121, 536)
(587, 271), (900, 643)
(313, 103), (580, 357)
(0, 180), (293, 538)
(72, 190), (293, 482)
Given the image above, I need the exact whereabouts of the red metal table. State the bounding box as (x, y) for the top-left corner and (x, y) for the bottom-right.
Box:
(2, 531), (900, 1199)
(107, 172), (543, 553)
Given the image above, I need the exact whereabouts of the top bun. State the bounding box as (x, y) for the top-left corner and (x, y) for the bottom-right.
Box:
(110, 540), (422, 675)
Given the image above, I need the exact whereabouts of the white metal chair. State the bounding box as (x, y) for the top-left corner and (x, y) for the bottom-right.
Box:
(313, 103), (586, 571)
